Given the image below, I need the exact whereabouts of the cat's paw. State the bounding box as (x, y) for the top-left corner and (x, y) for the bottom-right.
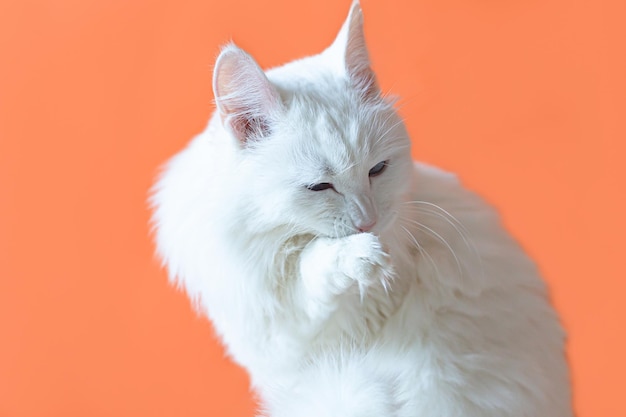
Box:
(337, 233), (395, 296)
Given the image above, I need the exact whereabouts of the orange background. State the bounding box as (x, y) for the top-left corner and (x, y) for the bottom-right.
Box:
(1, 0), (624, 415)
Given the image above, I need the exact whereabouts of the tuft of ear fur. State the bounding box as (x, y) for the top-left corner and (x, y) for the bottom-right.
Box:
(327, 0), (379, 99)
(213, 44), (283, 144)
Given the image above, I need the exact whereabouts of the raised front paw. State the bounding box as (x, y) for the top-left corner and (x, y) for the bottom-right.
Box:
(337, 233), (395, 296)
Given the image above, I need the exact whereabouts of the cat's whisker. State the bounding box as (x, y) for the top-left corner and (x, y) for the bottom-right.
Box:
(404, 205), (474, 257)
(399, 225), (440, 281)
(403, 218), (463, 279)
(411, 201), (466, 228)
(401, 200), (486, 282)
(401, 202), (476, 254)
(409, 206), (473, 253)
(401, 201), (471, 243)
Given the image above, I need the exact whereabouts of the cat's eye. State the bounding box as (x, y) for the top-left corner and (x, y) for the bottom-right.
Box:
(369, 161), (388, 177)
(307, 182), (333, 192)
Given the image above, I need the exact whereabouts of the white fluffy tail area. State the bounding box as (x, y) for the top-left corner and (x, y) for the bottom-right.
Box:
(260, 355), (401, 417)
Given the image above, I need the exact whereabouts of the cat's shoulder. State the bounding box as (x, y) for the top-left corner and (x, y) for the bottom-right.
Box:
(413, 161), (458, 181)
(411, 161), (496, 216)
(412, 161), (464, 192)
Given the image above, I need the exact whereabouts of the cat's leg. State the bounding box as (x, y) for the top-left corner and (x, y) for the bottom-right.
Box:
(297, 233), (395, 326)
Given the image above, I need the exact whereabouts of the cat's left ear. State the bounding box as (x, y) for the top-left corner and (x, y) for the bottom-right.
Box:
(328, 0), (379, 99)
(213, 44), (283, 145)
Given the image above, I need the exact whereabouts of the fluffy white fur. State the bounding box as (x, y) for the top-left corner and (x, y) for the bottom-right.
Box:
(150, 2), (572, 416)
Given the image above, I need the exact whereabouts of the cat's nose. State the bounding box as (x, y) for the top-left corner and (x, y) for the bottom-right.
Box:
(348, 193), (378, 233)
(357, 220), (377, 233)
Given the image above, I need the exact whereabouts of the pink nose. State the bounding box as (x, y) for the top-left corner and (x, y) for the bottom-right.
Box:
(357, 220), (377, 233)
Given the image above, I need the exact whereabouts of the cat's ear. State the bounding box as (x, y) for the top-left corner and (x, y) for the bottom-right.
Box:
(328, 0), (379, 99)
(213, 44), (283, 144)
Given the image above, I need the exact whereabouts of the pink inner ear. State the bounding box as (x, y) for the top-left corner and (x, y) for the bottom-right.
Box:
(213, 45), (282, 143)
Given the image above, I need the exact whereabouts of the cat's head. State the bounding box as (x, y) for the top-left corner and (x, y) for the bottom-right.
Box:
(214, 1), (413, 238)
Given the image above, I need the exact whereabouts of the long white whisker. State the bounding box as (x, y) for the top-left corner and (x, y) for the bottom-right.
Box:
(406, 219), (463, 278)
(402, 200), (486, 282)
(403, 201), (471, 241)
(407, 206), (473, 254)
(400, 225), (440, 280)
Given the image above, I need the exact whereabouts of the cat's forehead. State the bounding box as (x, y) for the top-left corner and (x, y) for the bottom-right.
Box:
(277, 92), (390, 177)
(285, 84), (380, 139)
(265, 65), (400, 173)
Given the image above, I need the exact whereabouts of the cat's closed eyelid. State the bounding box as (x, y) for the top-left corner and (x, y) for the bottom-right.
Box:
(306, 182), (334, 192)
(368, 160), (388, 177)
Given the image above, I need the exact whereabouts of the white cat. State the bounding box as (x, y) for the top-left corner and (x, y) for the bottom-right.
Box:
(150, 1), (573, 416)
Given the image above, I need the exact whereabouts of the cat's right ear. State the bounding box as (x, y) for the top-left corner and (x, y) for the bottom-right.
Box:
(213, 44), (283, 145)
(327, 1), (379, 100)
